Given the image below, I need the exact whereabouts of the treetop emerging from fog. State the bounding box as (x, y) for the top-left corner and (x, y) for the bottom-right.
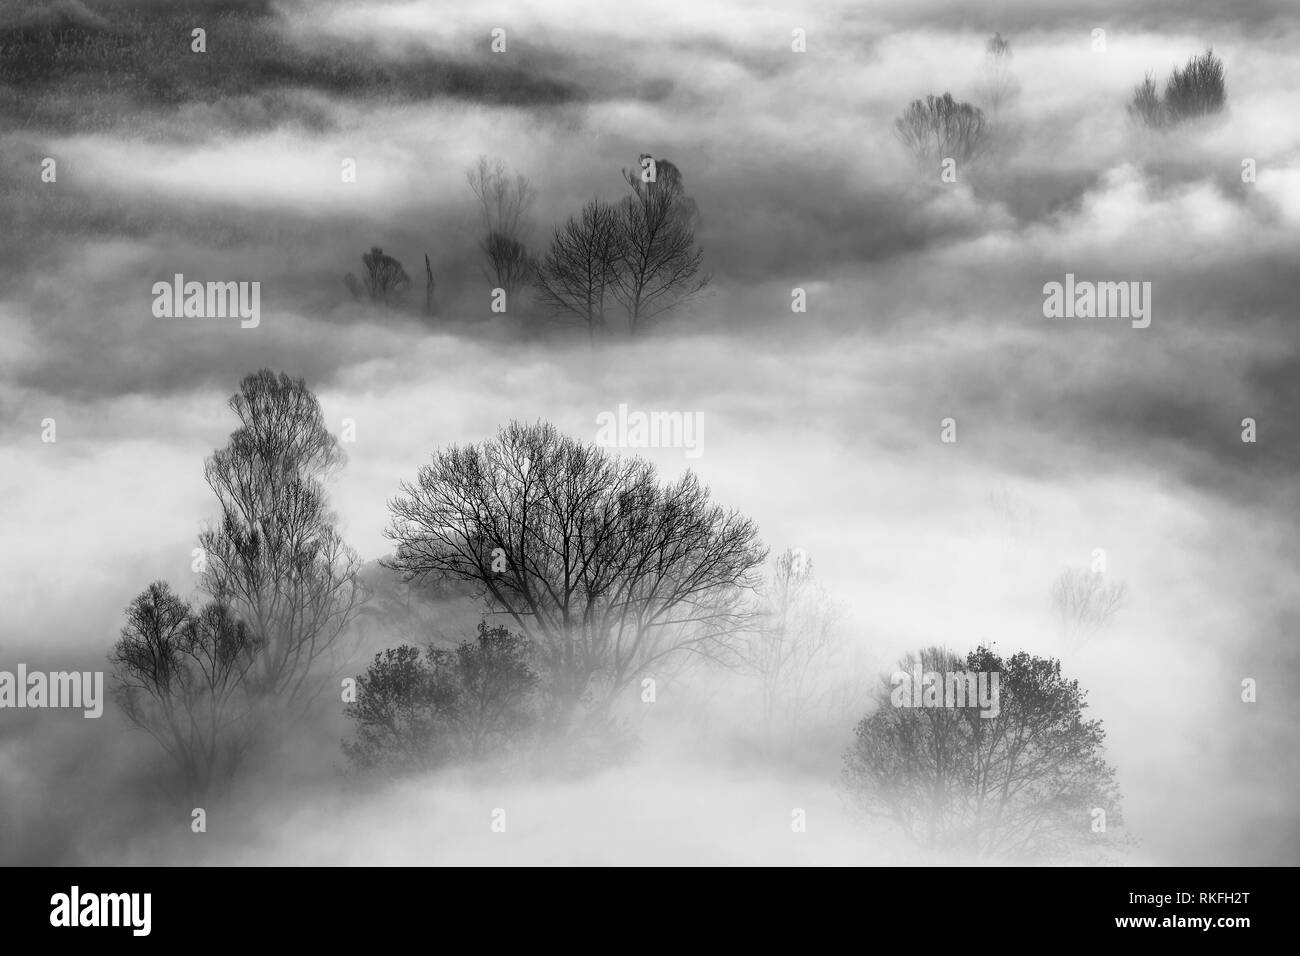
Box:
(384, 420), (767, 719)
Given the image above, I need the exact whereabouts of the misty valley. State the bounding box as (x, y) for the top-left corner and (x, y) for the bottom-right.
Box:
(0, 0), (1293, 880)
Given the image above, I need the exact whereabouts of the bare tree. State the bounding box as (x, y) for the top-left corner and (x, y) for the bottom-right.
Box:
(533, 199), (624, 342)
(742, 549), (853, 738)
(1127, 71), (1167, 129)
(446, 622), (538, 758)
(110, 373), (366, 794)
(467, 156), (535, 241)
(199, 370), (366, 721)
(613, 154), (709, 335)
(987, 482), (1039, 545)
(980, 33), (1019, 114)
(341, 644), (444, 774)
(482, 231), (533, 303)
(894, 93), (989, 167)
(384, 420), (767, 725)
(843, 645), (1126, 860)
(467, 156), (536, 301)
(345, 247), (410, 306)
(1128, 49), (1225, 129)
(619, 155), (701, 228)
(1050, 567), (1127, 641)
(110, 583), (256, 800)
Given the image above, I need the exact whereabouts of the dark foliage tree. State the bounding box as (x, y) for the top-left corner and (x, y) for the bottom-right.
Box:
(482, 230), (534, 303)
(842, 645), (1125, 860)
(345, 247), (410, 306)
(342, 621), (538, 773)
(384, 420), (767, 725)
(424, 253), (437, 317)
(1128, 49), (1225, 129)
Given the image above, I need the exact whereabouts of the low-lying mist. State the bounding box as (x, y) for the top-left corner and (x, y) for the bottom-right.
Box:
(1, 0), (1297, 866)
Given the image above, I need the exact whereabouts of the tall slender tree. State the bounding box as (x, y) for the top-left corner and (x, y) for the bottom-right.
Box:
(112, 371), (367, 795)
(199, 369), (366, 717)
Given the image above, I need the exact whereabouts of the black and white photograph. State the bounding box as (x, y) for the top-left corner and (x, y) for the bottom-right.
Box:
(0, 0), (1295, 917)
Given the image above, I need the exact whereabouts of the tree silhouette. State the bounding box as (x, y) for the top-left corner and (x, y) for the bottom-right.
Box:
(110, 583), (256, 800)
(1165, 48), (1226, 121)
(1127, 71), (1167, 129)
(741, 549), (861, 739)
(111, 372), (368, 796)
(613, 155), (709, 335)
(1128, 49), (1225, 129)
(384, 420), (767, 726)
(108, 369), (366, 796)
(345, 247), (410, 306)
(981, 33), (1019, 113)
(423, 253), (437, 317)
(467, 156), (536, 302)
(843, 645), (1126, 860)
(343, 621), (538, 774)
(533, 199), (623, 341)
(198, 370), (366, 718)
(894, 93), (989, 167)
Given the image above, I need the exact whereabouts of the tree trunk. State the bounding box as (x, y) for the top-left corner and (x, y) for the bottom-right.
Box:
(424, 253), (436, 317)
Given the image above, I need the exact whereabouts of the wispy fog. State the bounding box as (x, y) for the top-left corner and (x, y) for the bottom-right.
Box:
(1, 0), (1297, 866)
